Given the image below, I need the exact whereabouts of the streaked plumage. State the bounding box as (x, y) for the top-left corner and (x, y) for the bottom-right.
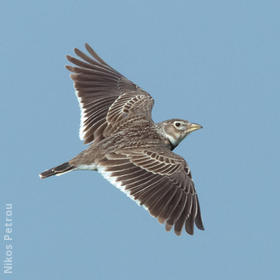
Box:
(40, 43), (204, 236)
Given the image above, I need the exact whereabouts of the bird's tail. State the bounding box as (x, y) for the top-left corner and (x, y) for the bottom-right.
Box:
(39, 162), (75, 179)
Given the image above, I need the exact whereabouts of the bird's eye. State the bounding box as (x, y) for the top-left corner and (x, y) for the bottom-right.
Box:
(174, 122), (181, 127)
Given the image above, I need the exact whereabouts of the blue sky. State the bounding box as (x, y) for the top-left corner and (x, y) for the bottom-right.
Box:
(1, 0), (280, 279)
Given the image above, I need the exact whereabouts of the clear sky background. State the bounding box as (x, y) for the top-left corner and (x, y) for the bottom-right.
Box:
(1, 0), (280, 279)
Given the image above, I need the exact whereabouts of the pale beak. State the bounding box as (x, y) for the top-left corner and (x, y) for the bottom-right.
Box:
(187, 123), (203, 133)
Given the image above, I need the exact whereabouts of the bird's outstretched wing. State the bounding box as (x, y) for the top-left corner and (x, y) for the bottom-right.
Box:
(98, 147), (204, 235)
(66, 43), (154, 144)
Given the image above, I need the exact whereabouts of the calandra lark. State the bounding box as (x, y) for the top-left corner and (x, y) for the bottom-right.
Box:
(40, 43), (204, 236)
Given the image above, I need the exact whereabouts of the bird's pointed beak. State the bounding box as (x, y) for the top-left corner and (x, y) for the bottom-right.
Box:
(187, 123), (203, 133)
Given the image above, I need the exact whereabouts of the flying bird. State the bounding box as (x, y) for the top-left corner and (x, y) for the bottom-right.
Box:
(40, 43), (204, 236)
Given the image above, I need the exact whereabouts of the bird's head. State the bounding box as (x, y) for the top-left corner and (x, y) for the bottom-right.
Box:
(157, 119), (202, 150)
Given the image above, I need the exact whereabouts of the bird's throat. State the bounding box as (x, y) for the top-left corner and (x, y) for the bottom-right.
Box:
(164, 134), (178, 151)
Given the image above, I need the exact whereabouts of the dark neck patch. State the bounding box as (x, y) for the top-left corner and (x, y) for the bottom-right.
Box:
(167, 139), (177, 151)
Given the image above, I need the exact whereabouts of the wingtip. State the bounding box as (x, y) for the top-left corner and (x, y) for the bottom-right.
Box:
(158, 217), (165, 224)
(70, 73), (76, 80)
(185, 220), (194, 235)
(66, 55), (74, 63)
(74, 47), (80, 55)
(174, 230), (182, 236)
(198, 224), (205, 231)
(165, 223), (172, 232)
(65, 65), (73, 71)
(85, 43), (94, 54)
